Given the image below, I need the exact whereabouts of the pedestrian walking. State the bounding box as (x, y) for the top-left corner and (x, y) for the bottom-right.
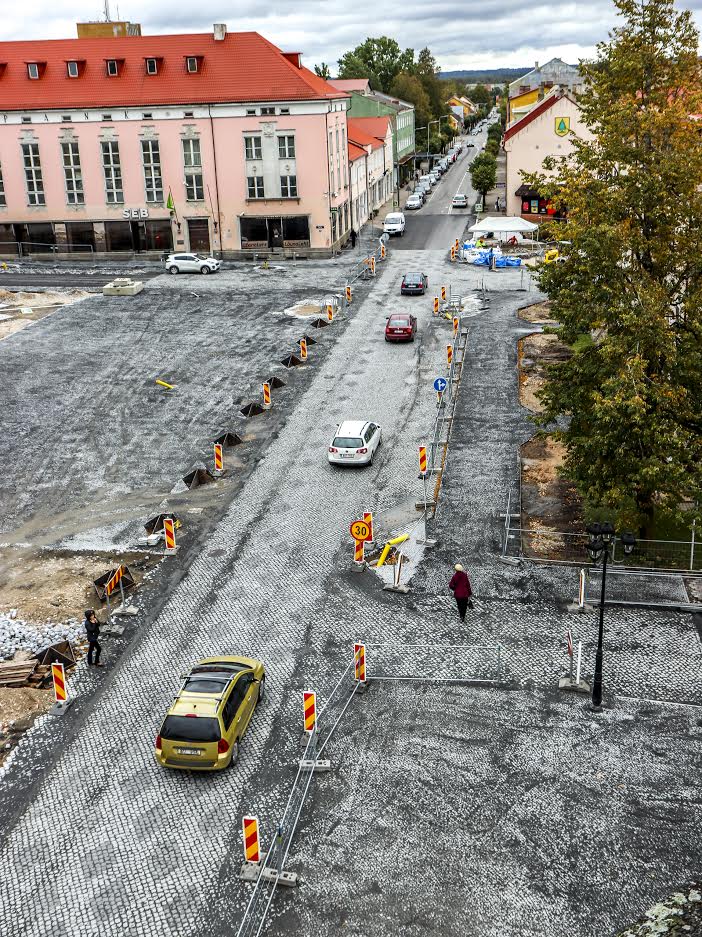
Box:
(350, 228), (357, 248)
(495, 197), (500, 211)
(84, 609), (104, 667)
(449, 564), (473, 621)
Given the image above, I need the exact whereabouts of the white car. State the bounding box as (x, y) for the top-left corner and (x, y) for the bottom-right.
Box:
(428, 172), (440, 185)
(405, 194), (423, 210)
(328, 420), (382, 467)
(383, 213), (406, 237)
(165, 253), (221, 275)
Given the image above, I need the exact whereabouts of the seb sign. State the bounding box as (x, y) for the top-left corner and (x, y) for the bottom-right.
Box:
(122, 208), (150, 219)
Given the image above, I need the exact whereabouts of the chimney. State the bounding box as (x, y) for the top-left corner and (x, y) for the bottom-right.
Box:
(213, 23), (227, 41)
(535, 60), (539, 70)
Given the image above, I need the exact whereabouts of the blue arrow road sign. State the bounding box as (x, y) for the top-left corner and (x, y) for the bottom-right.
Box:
(433, 377), (447, 392)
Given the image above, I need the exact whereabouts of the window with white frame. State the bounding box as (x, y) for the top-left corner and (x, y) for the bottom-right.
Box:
(280, 175), (297, 197)
(21, 143), (45, 205)
(101, 140), (123, 203)
(182, 137), (204, 200)
(186, 57), (198, 73)
(27, 63), (39, 80)
(141, 139), (163, 202)
(244, 136), (262, 160)
(261, 107), (275, 115)
(278, 135), (295, 158)
(61, 141), (84, 204)
(106, 59), (118, 76)
(145, 58), (158, 75)
(247, 176), (265, 198)
(67, 61), (79, 78)
(0, 161), (5, 206)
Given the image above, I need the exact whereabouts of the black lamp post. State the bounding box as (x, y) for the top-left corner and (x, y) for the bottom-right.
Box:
(585, 523), (636, 711)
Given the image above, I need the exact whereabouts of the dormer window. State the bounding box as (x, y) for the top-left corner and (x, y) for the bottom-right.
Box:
(106, 59), (120, 77)
(186, 56), (200, 73)
(67, 61), (79, 78)
(145, 58), (159, 76)
(27, 62), (40, 80)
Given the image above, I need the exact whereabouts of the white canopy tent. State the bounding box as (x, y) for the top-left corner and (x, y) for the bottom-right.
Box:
(468, 216), (538, 234)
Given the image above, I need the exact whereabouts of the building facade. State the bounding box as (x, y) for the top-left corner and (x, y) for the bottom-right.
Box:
(0, 26), (353, 257)
(507, 58), (585, 126)
(347, 118), (392, 213)
(503, 90), (592, 220)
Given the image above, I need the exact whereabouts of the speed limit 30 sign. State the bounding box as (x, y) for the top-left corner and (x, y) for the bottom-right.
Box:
(349, 519), (372, 542)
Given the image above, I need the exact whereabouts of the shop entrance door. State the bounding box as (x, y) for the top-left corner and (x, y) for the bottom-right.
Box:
(268, 219), (284, 249)
(187, 218), (211, 253)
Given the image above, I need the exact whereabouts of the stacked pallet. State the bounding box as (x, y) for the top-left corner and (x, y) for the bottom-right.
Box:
(0, 659), (37, 687)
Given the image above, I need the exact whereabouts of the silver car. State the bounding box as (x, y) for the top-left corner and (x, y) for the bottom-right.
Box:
(165, 253), (221, 275)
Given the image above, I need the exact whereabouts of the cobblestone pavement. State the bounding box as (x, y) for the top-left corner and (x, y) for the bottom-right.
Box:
(1, 258), (700, 937)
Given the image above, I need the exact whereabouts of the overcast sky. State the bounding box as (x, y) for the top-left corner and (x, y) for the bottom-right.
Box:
(3, 0), (702, 71)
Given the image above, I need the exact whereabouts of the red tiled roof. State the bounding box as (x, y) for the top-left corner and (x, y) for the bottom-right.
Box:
(347, 118), (385, 150)
(0, 31), (348, 110)
(347, 116), (391, 141)
(503, 88), (567, 142)
(348, 141), (367, 162)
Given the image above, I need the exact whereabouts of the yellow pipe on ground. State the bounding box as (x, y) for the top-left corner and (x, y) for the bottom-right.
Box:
(155, 379), (175, 389)
(376, 533), (409, 567)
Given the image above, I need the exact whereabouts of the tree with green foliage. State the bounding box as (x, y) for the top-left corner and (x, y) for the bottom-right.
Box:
(389, 72), (432, 129)
(337, 37), (414, 93)
(527, 0), (702, 534)
(314, 63), (331, 80)
(469, 152), (497, 201)
(487, 122), (502, 144)
(469, 83), (490, 105)
(485, 138), (500, 158)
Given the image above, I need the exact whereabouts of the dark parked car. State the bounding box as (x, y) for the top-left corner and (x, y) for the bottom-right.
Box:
(385, 313), (417, 342)
(400, 272), (429, 295)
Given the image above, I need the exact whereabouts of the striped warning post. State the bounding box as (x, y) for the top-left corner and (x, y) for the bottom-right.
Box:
(453, 316), (460, 338)
(418, 445), (427, 475)
(52, 663), (67, 703)
(262, 382), (271, 408)
(363, 511), (374, 542)
(454, 238), (459, 251)
(354, 643), (366, 683)
(214, 443), (223, 473)
(450, 246), (456, 262)
(164, 517), (176, 552)
(242, 815), (261, 863)
(441, 286), (447, 301)
(380, 244), (386, 260)
(303, 691), (316, 732)
(326, 303), (334, 323)
(345, 285), (352, 304)
(353, 539), (364, 565)
(370, 256), (376, 274)
(299, 338), (308, 361)
(105, 565), (124, 597)
(447, 344), (453, 366)
(433, 297), (439, 315)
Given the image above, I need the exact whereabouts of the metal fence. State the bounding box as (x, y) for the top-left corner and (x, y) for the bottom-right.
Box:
(235, 659), (359, 937)
(365, 642), (503, 683)
(0, 240), (95, 256)
(500, 500), (702, 573)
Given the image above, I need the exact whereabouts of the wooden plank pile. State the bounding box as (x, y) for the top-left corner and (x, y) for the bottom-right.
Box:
(0, 659), (38, 687)
(0, 642), (79, 688)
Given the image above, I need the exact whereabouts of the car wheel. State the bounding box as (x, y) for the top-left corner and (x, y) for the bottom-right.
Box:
(258, 677), (266, 704)
(200, 266), (211, 275)
(168, 266), (179, 275)
(228, 739), (239, 767)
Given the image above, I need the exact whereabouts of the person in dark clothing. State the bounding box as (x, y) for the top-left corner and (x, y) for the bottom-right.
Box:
(350, 228), (357, 248)
(84, 610), (104, 667)
(448, 564), (473, 621)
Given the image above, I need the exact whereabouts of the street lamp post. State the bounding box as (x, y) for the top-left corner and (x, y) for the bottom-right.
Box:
(585, 523), (636, 711)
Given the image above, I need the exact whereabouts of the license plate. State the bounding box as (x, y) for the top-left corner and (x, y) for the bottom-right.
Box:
(176, 747), (202, 756)
(393, 329), (404, 333)
(341, 453), (354, 459)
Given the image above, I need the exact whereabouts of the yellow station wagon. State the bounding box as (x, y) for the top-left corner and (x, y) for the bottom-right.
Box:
(155, 655), (265, 771)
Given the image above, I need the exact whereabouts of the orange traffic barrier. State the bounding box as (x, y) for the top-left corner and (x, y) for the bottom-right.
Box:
(454, 238), (460, 251)
(354, 643), (367, 683)
(299, 338), (308, 361)
(433, 297), (439, 315)
(380, 244), (386, 260)
(450, 246), (456, 262)
(262, 382), (271, 408)
(370, 256), (376, 274)
(354, 539), (364, 564)
(52, 663), (67, 703)
(327, 304), (334, 323)
(105, 565), (124, 597)
(447, 344), (453, 366)
(164, 517), (176, 552)
(441, 286), (447, 301)
(363, 511), (374, 542)
(419, 445), (428, 475)
(303, 691), (316, 732)
(345, 285), (352, 304)
(453, 316), (460, 337)
(243, 816), (261, 863)
(214, 442), (223, 473)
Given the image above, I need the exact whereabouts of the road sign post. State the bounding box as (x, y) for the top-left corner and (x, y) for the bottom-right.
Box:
(303, 691), (317, 733)
(354, 643), (367, 684)
(262, 382), (271, 409)
(164, 517), (176, 553)
(214, 442), (224, 475)
(299, 337), (308, 361)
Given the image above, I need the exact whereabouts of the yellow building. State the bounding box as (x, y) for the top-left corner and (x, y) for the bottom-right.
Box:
(507, 88), (540, 125)
(446, 95), (477, 119)
(76, 21), (141, 38)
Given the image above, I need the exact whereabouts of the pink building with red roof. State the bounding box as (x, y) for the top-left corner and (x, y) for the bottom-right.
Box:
(0, 25), (355, 256)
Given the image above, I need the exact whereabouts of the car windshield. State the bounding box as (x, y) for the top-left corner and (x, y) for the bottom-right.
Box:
(404, 275), (421, 284)
(333, 436), (362, 448)
(385, 215), (403, 224)
(183, 676), (230, 694)
(389, 317), (410, 325)
(161, 715), (220, 742)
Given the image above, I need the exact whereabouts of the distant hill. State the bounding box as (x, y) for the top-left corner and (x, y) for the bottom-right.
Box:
(441, 68), (529, 84)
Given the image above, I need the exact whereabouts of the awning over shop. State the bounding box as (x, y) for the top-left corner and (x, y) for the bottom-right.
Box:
(469, 215), (539, 234)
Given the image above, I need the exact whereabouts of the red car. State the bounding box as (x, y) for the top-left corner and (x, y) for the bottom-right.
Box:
(385, 313), (417, 342)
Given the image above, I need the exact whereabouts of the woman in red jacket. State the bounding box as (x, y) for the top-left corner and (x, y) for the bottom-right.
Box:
(449, 563), (473, 621)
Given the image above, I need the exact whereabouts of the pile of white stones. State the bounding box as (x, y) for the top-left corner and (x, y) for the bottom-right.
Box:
(0, 613), (84, 662)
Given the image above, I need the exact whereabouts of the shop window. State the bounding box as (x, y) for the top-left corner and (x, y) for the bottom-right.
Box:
(240, 217), (268, 248)
(143, 220), (173, 251)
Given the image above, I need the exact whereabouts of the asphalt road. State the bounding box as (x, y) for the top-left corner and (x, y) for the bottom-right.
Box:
(0, 272), (162, 289)
(392, 128), (488, 251)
